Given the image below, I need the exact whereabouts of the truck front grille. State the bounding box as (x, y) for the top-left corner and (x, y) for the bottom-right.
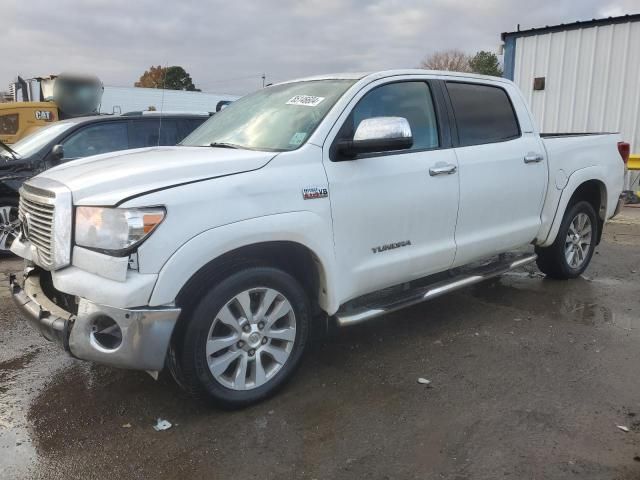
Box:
(18, 180), (72, 271)
(19, 194), (55, 267)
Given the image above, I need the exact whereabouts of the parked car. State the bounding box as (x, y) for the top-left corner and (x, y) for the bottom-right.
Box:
(10, 70), (627, 407)
(0, 112), (210, 252)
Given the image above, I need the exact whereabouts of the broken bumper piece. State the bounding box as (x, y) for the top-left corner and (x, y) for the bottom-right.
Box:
(10, 271), (181, 372)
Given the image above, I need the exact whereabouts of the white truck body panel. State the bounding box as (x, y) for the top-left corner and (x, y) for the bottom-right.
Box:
(9, 70), (626, 375)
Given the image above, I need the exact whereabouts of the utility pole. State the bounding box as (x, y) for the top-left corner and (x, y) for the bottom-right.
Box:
(262, 73), (266, 88)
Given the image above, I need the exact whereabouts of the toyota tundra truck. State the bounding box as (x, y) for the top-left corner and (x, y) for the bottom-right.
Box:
(9, 70), (628, 407)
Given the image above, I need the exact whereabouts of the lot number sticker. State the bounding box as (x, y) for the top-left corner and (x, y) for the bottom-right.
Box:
(289, 132), (307, 146)
(286, 95), (325, 107)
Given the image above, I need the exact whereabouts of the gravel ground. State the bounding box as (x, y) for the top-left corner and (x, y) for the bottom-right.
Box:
(1, 208), (639, 480)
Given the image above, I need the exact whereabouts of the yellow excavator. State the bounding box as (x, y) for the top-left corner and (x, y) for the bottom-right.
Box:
(0, 74), (103, 144)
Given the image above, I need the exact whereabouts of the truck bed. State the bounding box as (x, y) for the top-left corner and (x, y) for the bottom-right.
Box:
(540, 132), (617, 138)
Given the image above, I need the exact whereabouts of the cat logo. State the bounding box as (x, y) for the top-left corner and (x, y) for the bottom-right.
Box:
(35, 111), (54, 122)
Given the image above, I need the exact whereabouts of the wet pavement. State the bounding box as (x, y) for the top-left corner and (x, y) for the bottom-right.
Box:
(1, 209), (640, 480)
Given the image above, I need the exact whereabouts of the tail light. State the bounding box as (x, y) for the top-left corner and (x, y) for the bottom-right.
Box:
(618, 141), (630, 164)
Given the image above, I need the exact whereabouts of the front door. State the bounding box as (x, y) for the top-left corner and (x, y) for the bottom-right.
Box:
(323, 80), (460, 302)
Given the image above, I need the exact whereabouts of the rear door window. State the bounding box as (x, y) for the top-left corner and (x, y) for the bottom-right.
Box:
(130, 119), (181, 148)
(61, 122), (129, 159)
(446, 82), (520, 147)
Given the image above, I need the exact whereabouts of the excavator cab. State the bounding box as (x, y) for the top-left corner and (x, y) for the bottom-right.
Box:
(0, 74), (104, 144)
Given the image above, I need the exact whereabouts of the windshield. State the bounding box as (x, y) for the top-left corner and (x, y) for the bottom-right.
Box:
(181, 79), (356, 151)
(9, 122), (75, 158)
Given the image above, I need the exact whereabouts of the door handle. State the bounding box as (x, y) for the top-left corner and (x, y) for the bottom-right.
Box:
(524, 153), (544, 163)
(429, 163), (457, 176)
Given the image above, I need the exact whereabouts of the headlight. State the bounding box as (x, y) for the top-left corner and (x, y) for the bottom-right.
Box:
(75, 206), (165, 254)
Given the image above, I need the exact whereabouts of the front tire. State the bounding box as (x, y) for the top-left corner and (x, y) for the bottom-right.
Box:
(174, 266), (310, 407)
(0, 198), (19, 255)
(535, 200), (597, 279)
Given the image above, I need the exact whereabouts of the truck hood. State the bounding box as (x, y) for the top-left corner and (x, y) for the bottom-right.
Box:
(36, 146), (277, 205)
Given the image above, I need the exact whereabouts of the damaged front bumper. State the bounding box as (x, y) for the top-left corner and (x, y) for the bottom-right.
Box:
(10, 270), (181, 372)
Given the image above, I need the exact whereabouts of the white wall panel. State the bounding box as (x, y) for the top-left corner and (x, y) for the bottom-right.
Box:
(99, 87), (239, 115)
(513, 20), (640, 153)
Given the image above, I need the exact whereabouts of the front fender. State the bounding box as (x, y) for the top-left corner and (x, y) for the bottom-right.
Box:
(148, 211), (339, 313)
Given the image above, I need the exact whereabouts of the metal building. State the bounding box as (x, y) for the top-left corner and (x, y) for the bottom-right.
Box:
(502, 14), (640, 156)
(100, 87), (239, 115)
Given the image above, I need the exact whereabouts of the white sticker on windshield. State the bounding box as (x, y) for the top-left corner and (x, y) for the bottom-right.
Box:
(289, 132), (307, 146)
(286, 95), (325, 107)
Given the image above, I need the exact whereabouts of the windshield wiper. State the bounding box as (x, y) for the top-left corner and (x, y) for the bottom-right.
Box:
(0, 140), (18, 160)
(209, 142), (240, 149)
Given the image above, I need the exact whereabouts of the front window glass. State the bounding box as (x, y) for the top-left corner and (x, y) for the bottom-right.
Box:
(181, 79), (356, 151)
(62, 122), (128, 159)
(342, 82), (439, 151)
(9, 122), (75, 158)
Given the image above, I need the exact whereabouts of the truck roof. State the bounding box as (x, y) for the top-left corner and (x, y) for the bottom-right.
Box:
(51, 112), (210, 126)
(277, 69), (513, 85)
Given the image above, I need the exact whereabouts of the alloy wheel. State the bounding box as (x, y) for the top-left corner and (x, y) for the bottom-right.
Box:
(564, 212), (592, 269)
(0, 205), (20, 252)
(205, 287), (296, 390)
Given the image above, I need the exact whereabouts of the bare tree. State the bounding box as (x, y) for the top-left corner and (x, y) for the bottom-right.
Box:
(420, 49), (471, 72)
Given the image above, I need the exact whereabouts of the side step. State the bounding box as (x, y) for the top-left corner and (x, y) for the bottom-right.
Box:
(335, 253), (537, 326)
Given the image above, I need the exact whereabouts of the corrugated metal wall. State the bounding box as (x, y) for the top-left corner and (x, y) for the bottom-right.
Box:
(512, 20), (640, 153)
(100, 87), (239, 115)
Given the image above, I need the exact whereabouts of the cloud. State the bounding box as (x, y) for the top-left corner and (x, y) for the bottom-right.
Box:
(2, 0), (638, 95)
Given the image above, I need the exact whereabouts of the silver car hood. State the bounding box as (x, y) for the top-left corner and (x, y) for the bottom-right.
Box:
(36, 146), (277, 205)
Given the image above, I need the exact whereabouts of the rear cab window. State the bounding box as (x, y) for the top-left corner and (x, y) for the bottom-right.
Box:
(445, 82), (520, 147)
(130, 119), (180, 148)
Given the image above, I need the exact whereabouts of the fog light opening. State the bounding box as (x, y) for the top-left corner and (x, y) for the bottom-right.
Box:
(91, 315), (123, 350)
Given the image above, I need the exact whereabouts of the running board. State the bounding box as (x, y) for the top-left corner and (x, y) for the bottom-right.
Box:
(335, 253), (537, 326)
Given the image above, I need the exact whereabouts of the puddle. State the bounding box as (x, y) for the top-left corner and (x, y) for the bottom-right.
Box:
(467, 275), (630, 330)
(556, 301), (614, 327)
(0, 348), (75, 478)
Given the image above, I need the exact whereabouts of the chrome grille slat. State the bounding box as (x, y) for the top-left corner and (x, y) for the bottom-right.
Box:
(26, 229), (52, 246)
(20, 201), (54, 216)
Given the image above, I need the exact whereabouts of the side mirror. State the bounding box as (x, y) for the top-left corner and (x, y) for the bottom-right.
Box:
(337, 117), (413, 159)
(51, 144), (64, 161)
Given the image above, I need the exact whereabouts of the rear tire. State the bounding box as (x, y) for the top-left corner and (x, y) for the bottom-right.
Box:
(173, 266), (310, 407)
(535, 200), (597, 279)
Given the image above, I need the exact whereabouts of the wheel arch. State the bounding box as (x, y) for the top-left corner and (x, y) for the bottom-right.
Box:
(540, 168), (609, 247)
(174, 240), (327, 315)
(566, 179), (607, 244)
(148, 212), (338, 313)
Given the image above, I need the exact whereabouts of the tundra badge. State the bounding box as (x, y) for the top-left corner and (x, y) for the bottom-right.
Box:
(371, 240), (412, 254)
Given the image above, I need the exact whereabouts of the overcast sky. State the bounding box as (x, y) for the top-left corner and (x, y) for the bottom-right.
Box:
(3, 0), (638, 95)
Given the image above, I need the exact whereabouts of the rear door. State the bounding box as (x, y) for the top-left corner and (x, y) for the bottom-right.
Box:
(323, 79), (460, 301)
(444, 80), (547, 266)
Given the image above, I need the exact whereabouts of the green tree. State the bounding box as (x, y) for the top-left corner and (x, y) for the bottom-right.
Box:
(469, 51), (503, 77)
(135, 66), (200, 91)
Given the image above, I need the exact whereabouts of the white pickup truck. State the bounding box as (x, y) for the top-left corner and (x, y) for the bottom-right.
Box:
(10, 70), (628, 407)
